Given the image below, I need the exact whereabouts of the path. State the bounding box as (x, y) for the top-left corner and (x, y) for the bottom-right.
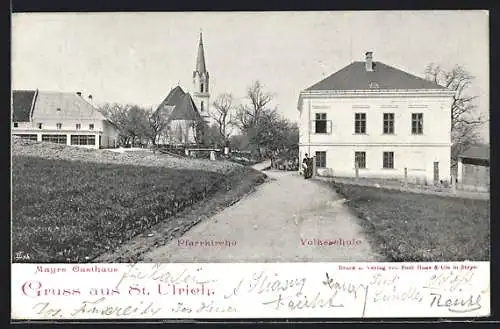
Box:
(142, 169), (383, 262)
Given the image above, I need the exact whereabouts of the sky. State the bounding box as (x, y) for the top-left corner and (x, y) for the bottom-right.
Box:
(12, 11), (489, 141)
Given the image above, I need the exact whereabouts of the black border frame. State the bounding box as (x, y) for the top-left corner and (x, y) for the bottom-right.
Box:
(7, 0), (499, 326)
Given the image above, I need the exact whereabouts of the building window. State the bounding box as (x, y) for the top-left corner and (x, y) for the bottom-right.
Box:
(411, 113), (423, 134)
(315, 151), (326, 168)
(89, 124), (94, 130)
(383, 113), (395, 134)
(56, 123), (62, 129)
(315, 113), (327, 133)
(42, 134), (67, 144)
(14, 134), (37, 141)
(76, 124), (81, 130)
(383, 152), (394, 169)
(71, 135), (96, 145)
(37, 123), (43, 129)
(200, 101), (204, 112)
(354, 113), (366, 134)
(13, 122), (18, 128)
(355, 151), (366, 169)
(56, 108), (61, 112)
(200, 83), (204, 93)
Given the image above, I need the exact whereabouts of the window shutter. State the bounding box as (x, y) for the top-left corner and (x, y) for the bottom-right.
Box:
(327, 120), (332, 134)
(310, 120), (315, 132)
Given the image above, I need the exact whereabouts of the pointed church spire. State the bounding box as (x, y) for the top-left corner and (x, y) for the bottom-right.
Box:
(195, 31), (207, 74)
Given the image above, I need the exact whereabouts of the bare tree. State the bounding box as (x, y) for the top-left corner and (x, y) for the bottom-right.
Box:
(173, 124), (184, 146)
(424, 63), (486, 172)
(193, 119), (209, 145)
(235, 81), (274, 131)
(211, 93), (236, 147)
(126, 105), (150, 147)
(147, 107), (169, 147)
(98, 103), (133, 145)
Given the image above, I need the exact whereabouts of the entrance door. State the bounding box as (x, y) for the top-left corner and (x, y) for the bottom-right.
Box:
(433, 161), (439, 184)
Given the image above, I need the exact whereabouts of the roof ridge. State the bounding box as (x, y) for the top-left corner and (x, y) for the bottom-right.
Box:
(375, 61), (444, 88)
(305, 60), (446, 91)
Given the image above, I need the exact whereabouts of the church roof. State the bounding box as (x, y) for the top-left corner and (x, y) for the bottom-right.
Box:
(158, 86), (186, 108)
(305, 61), (446, 91)
(167, 92), (203, 122)
(155, 86), (203, 122)
(194, 32), (207, 75)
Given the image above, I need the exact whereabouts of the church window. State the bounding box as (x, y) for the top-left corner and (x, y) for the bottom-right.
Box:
(200, 83), (204, 93)
(201, 101), (204, 111)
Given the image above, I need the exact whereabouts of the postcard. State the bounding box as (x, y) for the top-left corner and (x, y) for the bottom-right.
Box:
(11, 10), (490, 320)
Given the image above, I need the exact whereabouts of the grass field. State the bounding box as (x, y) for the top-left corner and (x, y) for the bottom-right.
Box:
(12, 153), (265, 262)
(331, 183), (490, 261)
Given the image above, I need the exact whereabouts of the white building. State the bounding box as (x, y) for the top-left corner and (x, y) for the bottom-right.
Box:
(12, 90), (119, 149)
(297, 52), (456, 184)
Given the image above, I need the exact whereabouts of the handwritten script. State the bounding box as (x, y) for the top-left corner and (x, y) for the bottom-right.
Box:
(11, 262), (490, 319)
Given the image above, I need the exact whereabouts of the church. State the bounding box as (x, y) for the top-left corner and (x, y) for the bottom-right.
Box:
(154, 32), (212, 145)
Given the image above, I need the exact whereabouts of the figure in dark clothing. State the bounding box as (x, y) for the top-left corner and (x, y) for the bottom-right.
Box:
(302, 153), (312, 179)
(307, 157), (314, 178)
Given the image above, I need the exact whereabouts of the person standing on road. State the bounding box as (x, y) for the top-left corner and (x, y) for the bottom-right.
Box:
(302, 153), (310, 179)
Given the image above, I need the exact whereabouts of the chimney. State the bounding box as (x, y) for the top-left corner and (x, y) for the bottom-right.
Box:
(365, 51), (373, 72)
(76, 91), (82, 97)
(88, 94), (93, 100)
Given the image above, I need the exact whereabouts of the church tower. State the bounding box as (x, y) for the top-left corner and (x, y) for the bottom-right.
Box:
(192, 31), (211, 125)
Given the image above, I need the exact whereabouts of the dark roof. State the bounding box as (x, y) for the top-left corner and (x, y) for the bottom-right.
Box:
(167, 93), (202, 122)
(306, 61), (446, 91)
(458, 145), (490, 161)
(12, 90), (36, 122)
(158, 86), (186, 110)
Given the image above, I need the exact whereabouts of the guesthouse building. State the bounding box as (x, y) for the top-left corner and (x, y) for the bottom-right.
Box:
(12, 90), (119, 149)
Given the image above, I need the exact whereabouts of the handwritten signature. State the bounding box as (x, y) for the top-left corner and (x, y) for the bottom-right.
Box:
(223, 270), (307, 300)
(114, 263), (217, 290)
(323, 272), (369, 316)
(429, 292), (482, 313)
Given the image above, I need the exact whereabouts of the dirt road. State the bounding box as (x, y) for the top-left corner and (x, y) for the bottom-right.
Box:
(143, 170), (384, 262)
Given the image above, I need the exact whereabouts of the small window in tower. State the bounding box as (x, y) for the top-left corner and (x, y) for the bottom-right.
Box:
(200, 83), (204, 93)
(201, 101), (204, 112)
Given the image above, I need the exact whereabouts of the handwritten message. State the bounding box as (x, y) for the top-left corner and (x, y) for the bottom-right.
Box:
(11, 262), (490, 319)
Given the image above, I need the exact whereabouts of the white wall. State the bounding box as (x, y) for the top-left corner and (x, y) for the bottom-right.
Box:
(11, 119), (120, 149)
(101, 121), (119, 148)
(158, 120), (197, 145)
(300, 144), (451, 183)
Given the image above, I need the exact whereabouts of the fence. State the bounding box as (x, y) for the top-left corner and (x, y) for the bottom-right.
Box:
(314, 166), (489, 200)
(316, 164), (460, 191)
